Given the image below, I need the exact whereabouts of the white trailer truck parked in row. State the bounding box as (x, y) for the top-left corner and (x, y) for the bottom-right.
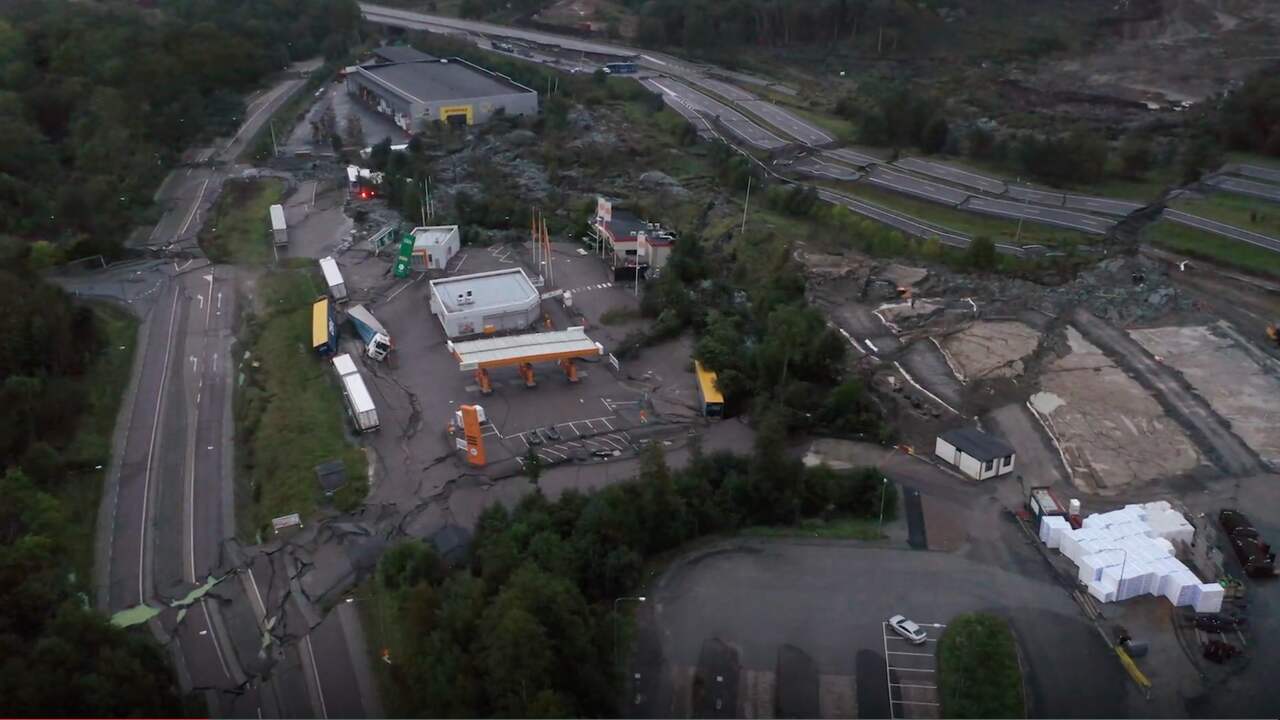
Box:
(319, 256), (347, 303)
(270, 203), (288, 247)
(332, 353), (379, 432)
(347, 304), (392, 361)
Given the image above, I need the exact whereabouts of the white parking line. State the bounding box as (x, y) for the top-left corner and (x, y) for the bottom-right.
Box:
(892, 700), (941, 707)
(890, 683), (937, 690)
(886, 650), (935, 657)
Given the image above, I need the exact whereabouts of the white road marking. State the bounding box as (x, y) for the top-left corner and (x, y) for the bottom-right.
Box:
(201, 600), (232, 680)
(204, 274), (215, 327)
(139, 286), (182, 603)
(303, 634), (329, 719)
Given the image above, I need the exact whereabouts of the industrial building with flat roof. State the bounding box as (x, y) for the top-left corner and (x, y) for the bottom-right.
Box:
(429, 268), (541, 338)
(347, 56), (537, 132)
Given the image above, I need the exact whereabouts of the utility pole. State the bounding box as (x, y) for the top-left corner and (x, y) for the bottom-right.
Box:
(270, 121), (279, 157)
(1014, 177), (1027, 245)
(740, 176), (752, 237)
(421, 178), (429, 225)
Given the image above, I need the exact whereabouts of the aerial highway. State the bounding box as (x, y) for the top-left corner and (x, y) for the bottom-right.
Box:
(1226, 163), (1280, 185)
(963, 196), (1116, 234)
(866, 166), (971, 206)
(790, 156), (862, 181)
(87, 65), (375, 717)
(1204, 174), (1280, 203)
(893, 157), (1007, 194)
(644, 78), (787, 150)
(738, 99), (832, 146)
(1163, 208), (1280, 253)
(822, 148), (883, 168)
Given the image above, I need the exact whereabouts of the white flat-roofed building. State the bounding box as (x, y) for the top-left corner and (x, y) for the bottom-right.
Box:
(429, 267), (540, 338)
(411, 225), (461, 271)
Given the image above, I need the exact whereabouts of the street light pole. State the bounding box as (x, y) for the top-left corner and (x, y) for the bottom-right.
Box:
(613, 596), (647, 673)
(877, 477), (889, 535)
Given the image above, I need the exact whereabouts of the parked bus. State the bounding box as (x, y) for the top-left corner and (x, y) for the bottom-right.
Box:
(312, 297), (338, 357)
(694, 360), (724, 418)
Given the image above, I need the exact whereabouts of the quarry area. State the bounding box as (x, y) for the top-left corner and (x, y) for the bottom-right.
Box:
(803, 250), (1280, 498)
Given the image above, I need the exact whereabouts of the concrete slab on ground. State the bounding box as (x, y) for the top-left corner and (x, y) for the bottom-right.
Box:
(1128, 324), (1280, 467)
(1030, 328), (1202, 493)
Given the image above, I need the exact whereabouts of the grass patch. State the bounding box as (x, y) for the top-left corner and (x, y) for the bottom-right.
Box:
(1173, 193), (1280, 239)
(57, 303), (139, 587)
(741, 516), (885, 540)
(938, 613), (1025, 719)
(236, 269), (368, 540)
(199, 178), (286, 265)
(1143, 219), (1280, 280)
(828, 181), (1096, 247)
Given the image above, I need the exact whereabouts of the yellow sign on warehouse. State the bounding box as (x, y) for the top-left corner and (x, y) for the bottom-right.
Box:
(439, 105), (474, 124)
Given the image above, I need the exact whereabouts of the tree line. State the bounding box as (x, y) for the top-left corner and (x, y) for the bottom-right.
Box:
(377, 440), (896, 716)
(0, 0), (360, 258)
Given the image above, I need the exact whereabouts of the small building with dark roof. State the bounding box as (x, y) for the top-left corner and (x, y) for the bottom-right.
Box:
(935, 427), (1015, 481)
(346, 56), (537, 132)
(590, 197), (677, 276)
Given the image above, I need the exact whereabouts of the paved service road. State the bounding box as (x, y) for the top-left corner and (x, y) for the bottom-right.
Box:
(963, 196), (1115, 234)
(893, 157), (1006, 195)
(1205, 174), (1280, 203)
(644, 78), (787, 149)
(738, 99), (832, 146)
(1163, 208), (1280, 253)
(867, 166), (970, 206)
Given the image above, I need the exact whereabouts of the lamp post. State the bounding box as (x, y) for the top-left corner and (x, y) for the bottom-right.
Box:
(613, 595), (647, 673)
(878, 477), (889, 535)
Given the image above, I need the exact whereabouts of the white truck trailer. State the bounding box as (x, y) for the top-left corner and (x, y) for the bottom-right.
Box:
(332, 353), (379, 432)
(270, 204), (288, 247)
(319, 256), (348, 303)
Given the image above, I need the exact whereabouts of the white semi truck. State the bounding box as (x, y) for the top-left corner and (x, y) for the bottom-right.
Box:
(347, 304), (392, 361)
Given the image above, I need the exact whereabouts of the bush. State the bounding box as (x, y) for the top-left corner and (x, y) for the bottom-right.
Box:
(938, 613), (1025, 719)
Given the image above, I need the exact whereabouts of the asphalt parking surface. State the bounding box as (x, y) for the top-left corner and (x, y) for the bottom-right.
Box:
(639, 540), (1127, 718)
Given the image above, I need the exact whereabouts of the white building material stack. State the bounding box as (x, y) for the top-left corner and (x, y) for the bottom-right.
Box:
(1040, 501), (1222, 613)
(1040, 515), (1071, 549)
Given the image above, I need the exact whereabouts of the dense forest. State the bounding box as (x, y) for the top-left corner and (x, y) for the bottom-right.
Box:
(0, 0), (360, 713)
(0, 0), (360, 257)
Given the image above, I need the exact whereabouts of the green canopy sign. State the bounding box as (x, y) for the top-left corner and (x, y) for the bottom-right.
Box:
(393, 231), (415, 278)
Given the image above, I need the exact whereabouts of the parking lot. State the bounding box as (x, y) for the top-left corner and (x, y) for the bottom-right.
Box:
(637, 538), (1127, 718)
(882, 620), (945, 719)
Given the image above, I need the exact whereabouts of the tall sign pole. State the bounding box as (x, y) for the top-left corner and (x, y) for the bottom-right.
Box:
(393, 229), (415, 278)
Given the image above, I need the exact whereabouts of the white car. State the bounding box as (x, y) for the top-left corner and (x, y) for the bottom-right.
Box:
(888, 615), (928, 645)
